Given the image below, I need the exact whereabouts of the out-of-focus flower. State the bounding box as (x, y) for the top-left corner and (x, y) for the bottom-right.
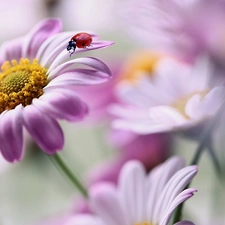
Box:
(88, 131), (170, 184)
(123, 0), (225, 64)
(0, 18), (113, 162)
(110, 56), (225, 134)
(73, 50), (165, 124)
(63, 157), (198, 225)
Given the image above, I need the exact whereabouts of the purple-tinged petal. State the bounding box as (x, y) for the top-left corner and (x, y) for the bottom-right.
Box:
(37, 32), (74, 67)
(46, 69), (111, 88)
(152, 166), (198, 224)
(118, 161), (146, 224)
(47, 40), (114, 72)
(37, 31), (100, 67)
(22, 18), (62, 59)
(0, 105), (24, 162)
(160, 189), (197, 225)
(23, 104), (64, 154)
(32, 89), (88, 121)
(146, 156), (185, 221)
(75, 40), (115, 54)
(174, 221), (195, 225)
(90, 183), (129, 225)
(48, 57), (112, 80)
(0, 37), (23, 64)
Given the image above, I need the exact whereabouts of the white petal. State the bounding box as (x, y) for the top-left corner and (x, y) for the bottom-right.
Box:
(152, 166), (198, 224)
(146, 156), (185, 222)
(185, 87), (225, 119)
(118, 161), (146, 223)
(160, 189), (197, 225)
(48, 57), (111, 80)
(90, 183), (129, 225)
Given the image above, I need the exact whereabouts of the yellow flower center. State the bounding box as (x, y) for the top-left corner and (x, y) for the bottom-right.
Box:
(135, 222), (153, 225)
(172, 91), (209, 118)
(119, 51), (163, 83)
(0, 58), (48, 113)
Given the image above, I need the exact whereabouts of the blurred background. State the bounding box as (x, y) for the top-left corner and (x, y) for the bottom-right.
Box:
(0, 0), (224, 225)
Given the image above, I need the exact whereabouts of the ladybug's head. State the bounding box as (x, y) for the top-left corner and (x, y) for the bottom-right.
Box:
(67, 40), (76, 57)
(67, 40), (76, 51)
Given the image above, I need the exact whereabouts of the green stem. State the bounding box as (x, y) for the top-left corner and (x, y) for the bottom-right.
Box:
(49, 153), (88, 198)
(206, 137), (223, 179)
(172, 120), (216, 224)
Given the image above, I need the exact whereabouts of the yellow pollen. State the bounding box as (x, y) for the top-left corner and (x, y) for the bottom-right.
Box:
(119, 51), (164, 83)
(0, 58), (48, 113)
(172, 90), (209, 119)
(135, 222), (153, 225)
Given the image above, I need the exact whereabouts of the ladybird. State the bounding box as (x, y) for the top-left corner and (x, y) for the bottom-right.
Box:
(67, 32), (92, 56)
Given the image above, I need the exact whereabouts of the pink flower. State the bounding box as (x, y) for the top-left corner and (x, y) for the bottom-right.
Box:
(63, 157), (198, 225)
(88, 131), (170, 184)
(0, 18), (113, 162)
(123, 0), (225, 63)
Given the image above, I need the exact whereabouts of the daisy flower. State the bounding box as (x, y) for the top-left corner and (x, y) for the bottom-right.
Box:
(110, 56), (225, 134)
(62, 156), (198, 225)
(0, 18), (113, 162)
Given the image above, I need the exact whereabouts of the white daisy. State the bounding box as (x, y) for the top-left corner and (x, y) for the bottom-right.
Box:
(110, 56), (225, 134)
(63, 157), (198, 225)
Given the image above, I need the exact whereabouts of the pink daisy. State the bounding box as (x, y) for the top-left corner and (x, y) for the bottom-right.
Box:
(0, 18), (113, 162)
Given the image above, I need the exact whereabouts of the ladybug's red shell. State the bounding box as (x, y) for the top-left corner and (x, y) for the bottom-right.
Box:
(71, 32), (92, 48)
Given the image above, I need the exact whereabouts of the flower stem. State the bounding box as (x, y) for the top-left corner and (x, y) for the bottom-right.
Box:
(172, 120), (216, 223)
(206, 137), (223, 180)
(49, 153), (88, 198)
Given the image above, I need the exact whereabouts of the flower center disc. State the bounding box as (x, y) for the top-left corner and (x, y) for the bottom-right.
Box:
(135, 222), (153, 225)
(172, 91), (208, 118)
(0, 58), (48, 113)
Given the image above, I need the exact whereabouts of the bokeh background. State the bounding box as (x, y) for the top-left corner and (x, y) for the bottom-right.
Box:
(0, 0), (224, 225)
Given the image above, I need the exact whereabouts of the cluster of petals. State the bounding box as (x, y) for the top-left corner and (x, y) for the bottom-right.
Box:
(62, 156), (198, 225)
(110, 56), (225, 134)
(123, 0), (225, 63)
(0, 18), (113, 162)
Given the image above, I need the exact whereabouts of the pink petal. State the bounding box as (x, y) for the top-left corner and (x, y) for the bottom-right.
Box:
(22, 18), (62, 59)
(46, 69), (111, 88)
(75, 40), (115, 53)
(90, 183), (129, 225)
(0, 37), (23, 64)
(37, 31), (99, 67)
(0, 105), (24, 162)
(47, 40), (114, 73)
(33, 89), (88, 121)
(23, 104), (64, 154)
(48, 57), (112, 80)
(37, 32), (74, 67)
